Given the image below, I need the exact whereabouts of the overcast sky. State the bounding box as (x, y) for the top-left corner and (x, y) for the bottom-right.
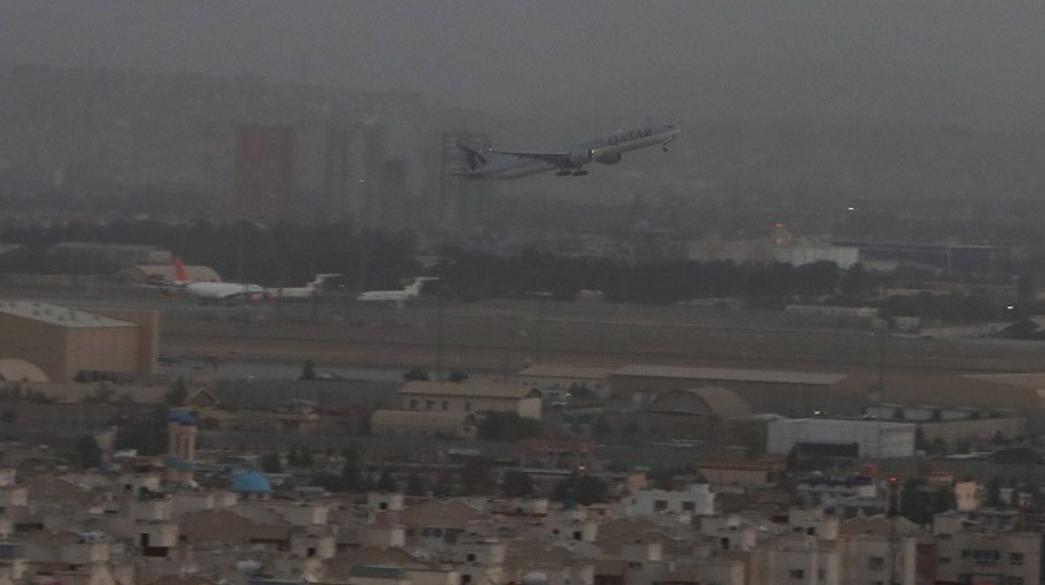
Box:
(3, 1), (1045, 127)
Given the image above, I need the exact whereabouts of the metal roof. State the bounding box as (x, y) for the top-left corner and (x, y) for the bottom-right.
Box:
(518, 364), (614, 380)
(400, 380), (540, 399)
(613, 365), (846, 386)
(0, 300), (134, 329)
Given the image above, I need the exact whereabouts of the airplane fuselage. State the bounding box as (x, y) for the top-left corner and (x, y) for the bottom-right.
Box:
(460, 123), (679, 180)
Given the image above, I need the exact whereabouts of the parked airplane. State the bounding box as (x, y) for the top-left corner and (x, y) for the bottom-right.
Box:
(455, 123), (679, 180)
(147, 257), (269, 305)
(268, 274), (348, 300)
(185, 281), (267, 304)
(357, 277), (438, 308)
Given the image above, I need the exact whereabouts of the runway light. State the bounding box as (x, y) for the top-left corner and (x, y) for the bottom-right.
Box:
(1007, 305), (1015, 310)
(847, 206), (856, 212)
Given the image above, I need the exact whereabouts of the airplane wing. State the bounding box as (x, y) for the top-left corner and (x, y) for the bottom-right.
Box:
(488, 149), (574, 166)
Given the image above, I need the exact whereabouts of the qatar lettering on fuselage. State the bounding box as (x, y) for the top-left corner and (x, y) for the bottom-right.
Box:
(607, 128), (654, 146)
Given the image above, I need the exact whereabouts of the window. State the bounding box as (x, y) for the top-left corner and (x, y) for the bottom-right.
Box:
(465, 401), (472, 411)
(426, 400), (435, 410)
(869, 557), (885, 571)
(461, 576), (472, 585)
(466, 553), (476, 562)
(306, 547), (316, 558)
(788, 569), (804, 579)
(1004, 578), (1024, 585)
(806, 527), (816, 536)
(654, 500), (668, 512)
(1010, 552), (1025, 565)
(573, 531), (582, 541)
(409, 399), (419, 410)
(442, 401), (449, 411)
(682, 501), (696, 512)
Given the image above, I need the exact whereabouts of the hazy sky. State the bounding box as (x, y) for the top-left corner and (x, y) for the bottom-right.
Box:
(3, 1), (1045, 126)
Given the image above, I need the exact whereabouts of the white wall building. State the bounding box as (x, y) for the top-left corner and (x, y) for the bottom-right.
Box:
(624, 483), (715, 518)
(767, 419), (917, 458)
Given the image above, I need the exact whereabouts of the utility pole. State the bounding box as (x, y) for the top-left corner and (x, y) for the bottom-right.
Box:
(887, 474), (901, 585)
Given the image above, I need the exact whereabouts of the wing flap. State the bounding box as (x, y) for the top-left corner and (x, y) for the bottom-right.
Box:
(489, 149), (572, 164)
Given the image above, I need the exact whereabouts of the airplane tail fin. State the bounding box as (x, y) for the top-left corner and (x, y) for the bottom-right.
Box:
(173, 256), (189, 284)
(456, 143), (488, 171)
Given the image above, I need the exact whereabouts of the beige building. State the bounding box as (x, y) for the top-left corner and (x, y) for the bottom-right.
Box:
(398, 380), (542, 419)
(0, 301), (158, 382)
(934, 512), (1041, 585)
(370, 410), (478, 440)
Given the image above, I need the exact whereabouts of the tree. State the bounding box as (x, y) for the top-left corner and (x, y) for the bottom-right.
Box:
(553, 475), (608, 506)
(501, 470), (533, 498)
(76, 435), (102, 469)
(300, 360), (317, 381)
(478, 412), (543, 442)
(114, 407), (168, 455)
(261, 452), (284, 473)
(340, 457), (364, 491)
(402, 368), (431, 381)
(166, 377), (188, 407)
(459, 458), (496, 495)
(377, 470), (399, 493)
(405, 472), (427, 496)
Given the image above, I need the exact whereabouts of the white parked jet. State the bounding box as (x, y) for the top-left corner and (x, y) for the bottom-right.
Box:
(456, 123), (679, 179)
(268, 274), (348, 300)
(357, 277), (438, 308)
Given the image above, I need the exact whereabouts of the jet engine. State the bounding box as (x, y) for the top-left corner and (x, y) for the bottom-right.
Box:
(593, 151), (622, 165)
(568, 149), (594, 166)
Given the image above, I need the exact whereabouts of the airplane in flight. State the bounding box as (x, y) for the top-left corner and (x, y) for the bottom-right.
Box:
(455, 123), (679, 180)
(357, 277), (438, 308)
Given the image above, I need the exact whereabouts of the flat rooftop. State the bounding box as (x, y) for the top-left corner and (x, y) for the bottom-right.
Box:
(0, 300), (134, 329)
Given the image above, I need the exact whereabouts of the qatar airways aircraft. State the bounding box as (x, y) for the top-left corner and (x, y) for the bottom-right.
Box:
(455, 123), (679, 179)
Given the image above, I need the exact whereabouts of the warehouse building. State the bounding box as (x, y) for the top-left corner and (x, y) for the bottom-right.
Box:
(767, 418), (917, 458)
(0, 301), (158, 382)
(609, 365), (849, 415)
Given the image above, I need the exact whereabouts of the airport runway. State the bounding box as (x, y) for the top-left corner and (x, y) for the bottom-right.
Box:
(5, 282), (1045, 375)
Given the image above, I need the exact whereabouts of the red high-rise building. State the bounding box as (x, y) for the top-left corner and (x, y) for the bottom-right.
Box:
(235, 126), (295, 221)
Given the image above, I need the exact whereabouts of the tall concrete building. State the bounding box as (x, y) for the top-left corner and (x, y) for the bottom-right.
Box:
(235, 125), (296, 221)
(325, 125), (387, 229)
